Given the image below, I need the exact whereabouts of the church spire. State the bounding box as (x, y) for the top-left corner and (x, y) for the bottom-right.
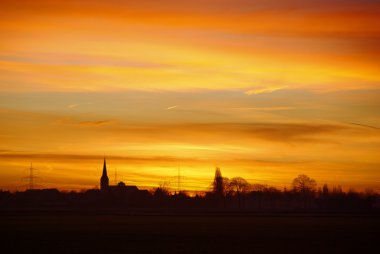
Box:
(100, 157), (109, 191)
(102, 157), (107, 176)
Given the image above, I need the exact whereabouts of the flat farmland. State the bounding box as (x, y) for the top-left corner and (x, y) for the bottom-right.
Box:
(0, 212), (378, 254)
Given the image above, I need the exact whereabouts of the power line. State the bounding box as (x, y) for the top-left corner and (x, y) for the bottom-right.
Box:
(24, 162), (38, 190)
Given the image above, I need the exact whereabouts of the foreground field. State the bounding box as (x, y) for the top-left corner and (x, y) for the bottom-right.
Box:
(0, 212), (379, 253)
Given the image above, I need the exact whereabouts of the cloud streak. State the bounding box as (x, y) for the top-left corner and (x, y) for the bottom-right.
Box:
(229, 107), (293, 111)
(245, 87), (286, 95)
(67, 104), (79, 109)
(78, 120), (115, 127)
(166, 105), (179, 110)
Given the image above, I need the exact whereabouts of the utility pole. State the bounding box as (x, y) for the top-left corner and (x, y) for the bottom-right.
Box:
(26, 162), (37, 190)
(178, 164), (181, 193)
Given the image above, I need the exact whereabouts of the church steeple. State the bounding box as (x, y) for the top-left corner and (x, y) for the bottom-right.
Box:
(100, 157), (109, 191)
(102, 158), (107, 176)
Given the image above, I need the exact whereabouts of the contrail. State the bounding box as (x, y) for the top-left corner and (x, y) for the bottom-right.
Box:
(166, 105), (179, 110)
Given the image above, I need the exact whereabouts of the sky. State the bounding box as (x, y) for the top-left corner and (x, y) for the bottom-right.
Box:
(0, 0), (380, 192)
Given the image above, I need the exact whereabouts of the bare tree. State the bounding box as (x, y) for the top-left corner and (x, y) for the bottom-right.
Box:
(223, 177), (232, 196)
(154, 181), (170, 197)
(229, 177), (250, 194)
(229, 177), (250, 209)
(292, 174), (317, 209)
(292, 174), (317, 194)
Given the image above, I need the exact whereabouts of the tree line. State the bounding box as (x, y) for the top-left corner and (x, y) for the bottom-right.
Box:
(205, 168), (378, 211)
(0, 168), (379, 212)
(212, 167), (340, 196)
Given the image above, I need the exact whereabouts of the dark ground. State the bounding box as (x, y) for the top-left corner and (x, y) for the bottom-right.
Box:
(0, 212), (379, 254)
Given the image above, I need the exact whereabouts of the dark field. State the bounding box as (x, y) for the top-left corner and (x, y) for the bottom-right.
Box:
(0, 212), (379, 254)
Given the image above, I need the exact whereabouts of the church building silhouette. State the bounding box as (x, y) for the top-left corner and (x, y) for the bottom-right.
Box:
(99, 158), (142, 193)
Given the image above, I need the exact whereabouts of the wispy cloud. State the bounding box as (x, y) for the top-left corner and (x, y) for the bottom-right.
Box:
(79, 120), (114, 127)
(0, 152), (191, 163)
(105, 122), (350, 145)
(67, 104), (79, 109)
(0, 52), (170, 69)
(173, 123), (347, 143)
(50, 116), (115, 127)
(245, 87), (286, 95)
(166, 105), (179, 110)
(229, 107), (293, 111)
(349, 122), (380, 130)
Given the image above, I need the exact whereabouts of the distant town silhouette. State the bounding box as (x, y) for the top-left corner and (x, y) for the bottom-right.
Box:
(0, 158), (379, 212)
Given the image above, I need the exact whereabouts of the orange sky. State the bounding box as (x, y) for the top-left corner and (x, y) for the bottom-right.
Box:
(0, 0), (379, 192)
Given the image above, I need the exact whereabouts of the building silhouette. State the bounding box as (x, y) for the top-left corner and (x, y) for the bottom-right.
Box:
(100, 158), (147, 196)
(100, 158), (109, 191)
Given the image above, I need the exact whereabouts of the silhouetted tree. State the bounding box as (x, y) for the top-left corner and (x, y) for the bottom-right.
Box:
(212, 167), (225, 196)
(229, 177), (250, 208)
(293, 174), (317, 209)
(292, 174), (317, 194)
(223, 178), (233, 195)
(154, 187), (170, 197)
(229, 177), (250, 194)
(153, 181), (170, 204)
